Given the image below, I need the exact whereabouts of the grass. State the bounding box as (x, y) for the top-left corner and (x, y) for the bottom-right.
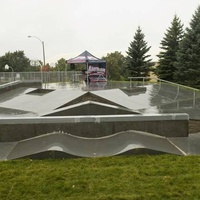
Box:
(0, 155), (200, 200)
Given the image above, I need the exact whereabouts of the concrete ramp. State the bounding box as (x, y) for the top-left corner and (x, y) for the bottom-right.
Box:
(4, 130), (186, 160)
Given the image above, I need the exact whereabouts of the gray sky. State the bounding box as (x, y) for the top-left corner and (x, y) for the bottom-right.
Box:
(0, 0), (199, 65)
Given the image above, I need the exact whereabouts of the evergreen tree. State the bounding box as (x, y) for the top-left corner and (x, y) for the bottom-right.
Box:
(174, 6), (200, 88)
(156, 15), (184, 81)
(126, 26), (152, 77)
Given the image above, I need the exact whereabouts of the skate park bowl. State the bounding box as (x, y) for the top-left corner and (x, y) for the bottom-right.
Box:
(0, 76), (200, 160)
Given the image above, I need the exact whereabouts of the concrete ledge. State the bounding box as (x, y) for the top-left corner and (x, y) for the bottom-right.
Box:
(0, 113), (189, 124)
(0, 114), (189, 141)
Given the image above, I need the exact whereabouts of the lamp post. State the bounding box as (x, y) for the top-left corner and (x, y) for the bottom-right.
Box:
(28, 36), (46, 83)
(5, 64), (14, 81)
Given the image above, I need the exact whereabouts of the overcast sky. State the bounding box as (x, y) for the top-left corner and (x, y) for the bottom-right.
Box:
(0, 0), (199, 65)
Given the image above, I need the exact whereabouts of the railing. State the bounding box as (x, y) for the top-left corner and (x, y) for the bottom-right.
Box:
(0, 71), (83, 85)
(128, 77), (200, 106)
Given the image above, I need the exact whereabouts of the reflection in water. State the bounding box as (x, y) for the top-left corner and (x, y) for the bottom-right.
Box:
(43, 82), (83, 90)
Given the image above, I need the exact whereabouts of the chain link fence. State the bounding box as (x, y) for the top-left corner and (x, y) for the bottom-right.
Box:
(0, 71), (83, 84)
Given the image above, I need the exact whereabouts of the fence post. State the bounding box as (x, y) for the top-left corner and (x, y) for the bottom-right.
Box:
(193, 91), (196, 106)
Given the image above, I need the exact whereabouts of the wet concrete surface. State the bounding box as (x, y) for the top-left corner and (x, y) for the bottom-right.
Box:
(0, 82), (199, 119)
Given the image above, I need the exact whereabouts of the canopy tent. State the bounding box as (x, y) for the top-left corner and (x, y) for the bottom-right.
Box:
(67, 50), (106, 64)
(67, 50), (107, 83)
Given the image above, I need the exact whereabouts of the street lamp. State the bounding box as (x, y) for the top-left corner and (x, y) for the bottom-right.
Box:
(28, 36), (46, 84)
(5, 64), (14, 81)
(28, 36), (46, 69)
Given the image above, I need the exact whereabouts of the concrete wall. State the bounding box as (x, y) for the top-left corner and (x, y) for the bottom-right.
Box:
(0, 114), (189, 142)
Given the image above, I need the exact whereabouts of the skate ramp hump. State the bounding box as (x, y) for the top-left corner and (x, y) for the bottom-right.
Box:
(3, 130), (186, 160)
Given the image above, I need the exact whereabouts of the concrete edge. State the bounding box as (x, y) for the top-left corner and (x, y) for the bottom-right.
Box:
(0, 113), (189, 124)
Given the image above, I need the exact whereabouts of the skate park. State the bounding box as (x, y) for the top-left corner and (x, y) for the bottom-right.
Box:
(0, 72), (200, 160)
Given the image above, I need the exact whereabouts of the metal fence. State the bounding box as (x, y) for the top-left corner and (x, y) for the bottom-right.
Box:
(0, 71), (83, 84)
(1, 72), (199, 101)
(128, 76), (200, 106)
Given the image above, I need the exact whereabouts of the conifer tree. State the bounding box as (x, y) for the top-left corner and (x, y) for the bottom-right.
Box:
(156, 15), (184, 81)
(174, 6), (200, 88)
(126, 26), (152, 77)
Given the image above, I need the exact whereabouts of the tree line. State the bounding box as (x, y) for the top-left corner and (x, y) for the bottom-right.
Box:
(156, 6), (200, 89)
(0, 5), (200, 88)
(105, 5), (200, 89)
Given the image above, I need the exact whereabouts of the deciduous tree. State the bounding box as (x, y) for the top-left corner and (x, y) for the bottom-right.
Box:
(55, 58), (67, 71)
(0, 51), (31, 72)
(102, 51), (126, 80)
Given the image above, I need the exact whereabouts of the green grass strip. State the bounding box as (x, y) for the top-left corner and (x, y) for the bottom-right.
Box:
(0, 155), (200, 200)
